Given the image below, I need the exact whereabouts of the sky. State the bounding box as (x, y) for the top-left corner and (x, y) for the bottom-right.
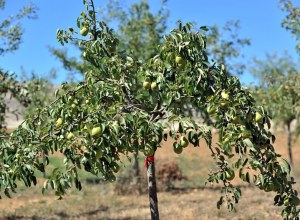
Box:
(1, 0), (299, 85)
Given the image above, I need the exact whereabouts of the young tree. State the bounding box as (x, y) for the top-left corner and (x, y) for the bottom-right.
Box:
(49, 1), (251, 190)
(250, 53), (300, 167)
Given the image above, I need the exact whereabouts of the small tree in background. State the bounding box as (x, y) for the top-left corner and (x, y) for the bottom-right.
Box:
(206, 20), (250, 75)
(20, 71), (56, 119)
(0, 1), (300, 219)
(0, 0), (37, 132)
(0, 71), (32, 131)
(0, 0), (37, 55)
(250, 53), (300, 167)
(279, 0), (300, 52)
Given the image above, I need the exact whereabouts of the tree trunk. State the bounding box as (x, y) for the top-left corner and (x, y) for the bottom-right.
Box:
(287, 122), (293, 168)
(146, 155), (159, 220)
(132, 150), (141, 193)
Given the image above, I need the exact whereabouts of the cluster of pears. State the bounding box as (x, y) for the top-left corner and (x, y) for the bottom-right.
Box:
(206, 90), (230, 115)
(143, 79), (157, 90)
(55, 117), (102, 140)
(207, 89), (264, 126)
(54, 94), (103, 140)
(220, 90), (230, 109)
(173, 136), (189, 154)
(56, 117), (121, 175)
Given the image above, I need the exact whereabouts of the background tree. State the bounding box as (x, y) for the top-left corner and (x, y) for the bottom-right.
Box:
(250, 53), (300, 168)
(0, 1), (300, 220)
(19, 70), (56, 118)
(0, 71), (31, 131)
(0, 0), (37, 55)
(206, 20), (250, 75)
(0, 0), (37, 132)
(251, 1), (300, 169)
(279, 0), (300, 52)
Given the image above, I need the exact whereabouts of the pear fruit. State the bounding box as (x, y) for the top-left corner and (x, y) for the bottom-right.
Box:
(80, 27), (89, 36)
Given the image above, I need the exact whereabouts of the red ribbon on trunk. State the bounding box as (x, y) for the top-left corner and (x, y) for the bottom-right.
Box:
(144, 155), (155, 168)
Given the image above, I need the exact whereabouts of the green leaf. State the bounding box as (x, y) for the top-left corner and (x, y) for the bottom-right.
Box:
(279, 158), (291, 174)
(200, 26), (209, 31)
(243, 138), (255, 151)
(168, 115), (178, 122)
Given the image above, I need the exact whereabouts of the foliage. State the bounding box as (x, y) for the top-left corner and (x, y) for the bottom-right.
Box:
(251, 53), (300, 127)
(49, 0), (169, 80)
(0, 71), (32, 131)
(50, 0), (250, 127)
(0, 1), (299, 219)
(279, 0), (300, 52)
(102, 0), (169, 61)
(50, 1), (250, 78)
(20, 71), (57, 119)
(250, 53), (300, 167)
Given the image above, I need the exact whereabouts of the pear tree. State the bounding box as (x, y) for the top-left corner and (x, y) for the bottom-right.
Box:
(1, 1), (300, 220)
(251, 53), (300, 168)
(49, 1), (251, 192)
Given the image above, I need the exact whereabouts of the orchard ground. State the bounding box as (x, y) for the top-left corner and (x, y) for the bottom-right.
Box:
(0, 132), (299, 220)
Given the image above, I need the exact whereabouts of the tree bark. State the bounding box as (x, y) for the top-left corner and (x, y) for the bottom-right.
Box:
(146, 156), (159, 220)
(287, 122), (293, 168)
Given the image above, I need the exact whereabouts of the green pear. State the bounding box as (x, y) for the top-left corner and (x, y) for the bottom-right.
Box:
(91, 127), (102, 137)
(143, 81), (151, 89)
(55, 118), (63, 127)
(221, 90), (229, 100)
(255, 112), (263, 123)
(80, 27), (89, 36)
(179, 136), (189, 148)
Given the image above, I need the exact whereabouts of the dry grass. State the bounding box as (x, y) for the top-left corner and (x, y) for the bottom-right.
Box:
(0, 131), (299, 220)
(0, 185), (287, 220)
